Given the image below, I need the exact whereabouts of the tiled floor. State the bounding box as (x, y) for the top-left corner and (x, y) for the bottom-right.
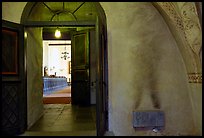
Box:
(21, 104), (96, 136)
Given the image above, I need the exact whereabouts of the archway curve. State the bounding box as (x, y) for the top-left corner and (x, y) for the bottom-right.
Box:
(152, 2), (202, 135)
(21, 2), (108, 136)
(21, 2), (106, 23)
(152, 2), (202, 75)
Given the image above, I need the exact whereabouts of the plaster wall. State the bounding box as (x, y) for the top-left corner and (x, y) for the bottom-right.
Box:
(43, 41), (70, 79)
(26, 27), (44, 129)
(2, 2), (26, 23)
(101, 2), (196, 136)
(42, 41), (49, 76)
(152, 3), (202, 134)
(188, 83), (202, 134)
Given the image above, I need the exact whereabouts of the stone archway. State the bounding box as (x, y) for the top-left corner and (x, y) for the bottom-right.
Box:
(153, 2), (202, 135)
(21, 2), (108, 136)
(153, 2), (202, 81)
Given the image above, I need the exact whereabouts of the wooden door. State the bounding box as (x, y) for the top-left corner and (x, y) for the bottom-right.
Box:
(1, 20), (26, 136)
(95, 16), (108, 136)
(71, 30), (90, 106)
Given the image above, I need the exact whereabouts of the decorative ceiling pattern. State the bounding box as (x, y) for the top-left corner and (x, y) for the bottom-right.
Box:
(188, 73), (202, 83)
(155, 2), (202, 83)
(27, 2), (98, 22)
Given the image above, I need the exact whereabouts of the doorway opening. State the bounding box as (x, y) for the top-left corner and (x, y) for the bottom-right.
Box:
(21, 2), (108, 136)
(42, 27), (72, 104)
(24, 25), (98, 135)
(41, 26), (96, 105)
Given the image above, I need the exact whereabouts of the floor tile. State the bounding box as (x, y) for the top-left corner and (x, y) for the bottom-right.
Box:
(24, 104), (96, 136)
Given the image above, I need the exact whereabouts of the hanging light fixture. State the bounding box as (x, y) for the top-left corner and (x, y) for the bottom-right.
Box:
(55, 13), (61, 38)
(61, 46), (70, 60)
(55, 28), (61, 38)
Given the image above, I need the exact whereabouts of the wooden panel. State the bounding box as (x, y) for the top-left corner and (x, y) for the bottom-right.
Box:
(73, 70), (88, 81)
(2, 84), (19, 127)
(95, 16), (108, 136)
(71, 30), (90, 106)
(73, 33), (86, 66)
(1, 20), (26, 136)
(2, 29), (18, 75)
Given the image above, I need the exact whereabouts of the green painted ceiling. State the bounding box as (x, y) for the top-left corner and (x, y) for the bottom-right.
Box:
(27, 2), (98, 22)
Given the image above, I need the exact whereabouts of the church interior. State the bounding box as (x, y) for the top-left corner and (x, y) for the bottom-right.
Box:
(1, 2), (202, 136)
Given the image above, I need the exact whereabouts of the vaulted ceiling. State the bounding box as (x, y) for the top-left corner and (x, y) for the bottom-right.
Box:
(26, 2), (98, 22)
(24, 2), (98, 39)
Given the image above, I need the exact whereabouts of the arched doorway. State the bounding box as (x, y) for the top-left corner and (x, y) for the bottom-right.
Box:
(2, 2), (108, 136)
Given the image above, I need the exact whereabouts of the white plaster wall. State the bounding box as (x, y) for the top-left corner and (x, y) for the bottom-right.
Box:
(42, 41), (49, 76)
(101, 2), (196, 136)
(26, 27), (44, 129)
(43, 40), (71, 80)
(188, 83), (202, 134)
(2, 2), (26, 23)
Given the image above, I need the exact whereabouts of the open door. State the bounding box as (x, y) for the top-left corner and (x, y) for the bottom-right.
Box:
(71, 30), (90, 106)
(95, 16), (108, 136)
(1, 20), (26, 135)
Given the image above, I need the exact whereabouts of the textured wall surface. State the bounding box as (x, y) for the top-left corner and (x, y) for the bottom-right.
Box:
(2, 2), (26, 23)
(101, 2), (197, 136)
(153, 3), (202, 135)
(26, 28), (44, 129)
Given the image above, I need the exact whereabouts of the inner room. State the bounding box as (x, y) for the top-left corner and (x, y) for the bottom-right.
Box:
(42, 27), (72, 104)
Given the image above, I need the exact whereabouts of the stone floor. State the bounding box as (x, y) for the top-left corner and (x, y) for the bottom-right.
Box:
(21, 104), (97, 136)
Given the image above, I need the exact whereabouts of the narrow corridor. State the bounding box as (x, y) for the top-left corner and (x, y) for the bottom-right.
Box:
(21, 104), (96, 136)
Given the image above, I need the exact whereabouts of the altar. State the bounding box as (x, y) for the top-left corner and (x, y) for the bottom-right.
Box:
(43, 77), (68, 95)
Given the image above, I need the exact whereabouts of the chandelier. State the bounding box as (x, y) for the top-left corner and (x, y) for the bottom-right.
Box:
(61, 46), (70, 60)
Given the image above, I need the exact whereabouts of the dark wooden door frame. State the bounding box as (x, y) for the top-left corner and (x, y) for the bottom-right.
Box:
(71, 30), (91, 106)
